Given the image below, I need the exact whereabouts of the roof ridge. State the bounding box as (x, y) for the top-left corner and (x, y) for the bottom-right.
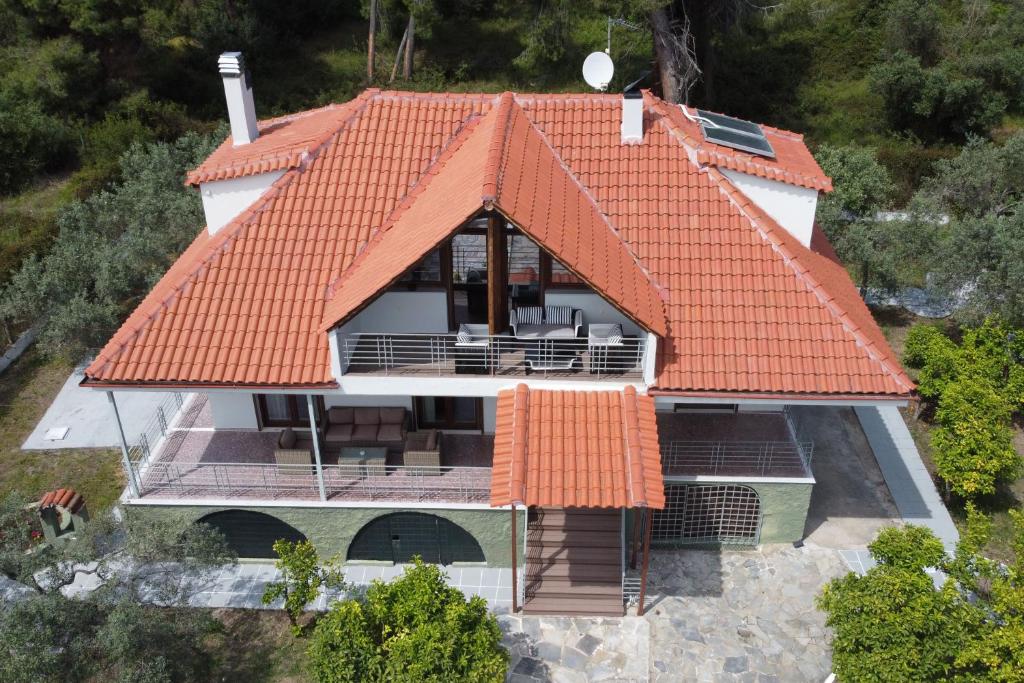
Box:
(482, 92), (516, 203)
(501, 104), (670, 309)
(707, 167), (914, 393)
(321, 111), (490, 307)
(511, 383), (529, 505)
(621, 386), (643, 506)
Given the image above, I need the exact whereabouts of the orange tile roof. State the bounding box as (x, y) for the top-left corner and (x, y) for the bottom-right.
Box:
(84, 89), (912, 397)
(319, 93), (667, 336)
(491, 384), (665, 509)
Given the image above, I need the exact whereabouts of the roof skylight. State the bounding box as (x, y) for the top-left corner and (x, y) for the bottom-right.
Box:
(696, 109), (775, 158)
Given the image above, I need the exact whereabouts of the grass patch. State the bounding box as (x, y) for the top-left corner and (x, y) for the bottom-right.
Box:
(0, 348), (123, 510)
(207, 609), (309, 682)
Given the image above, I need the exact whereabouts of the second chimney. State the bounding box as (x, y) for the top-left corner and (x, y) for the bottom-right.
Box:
(621, 89), (643, 144)
(218, 52), (259, 146)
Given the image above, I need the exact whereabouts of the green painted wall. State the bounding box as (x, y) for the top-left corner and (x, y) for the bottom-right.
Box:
(747, 482), (813, 544)
(127, 504), (525, 566)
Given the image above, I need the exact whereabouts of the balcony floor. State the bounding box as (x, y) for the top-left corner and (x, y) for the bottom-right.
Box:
(657, 412), (811, 479)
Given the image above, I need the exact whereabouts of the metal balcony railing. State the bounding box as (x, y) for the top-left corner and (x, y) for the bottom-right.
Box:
(340, 332), (645, 379)
(135, 461), (493, 504)
(660, 439), (814, 479)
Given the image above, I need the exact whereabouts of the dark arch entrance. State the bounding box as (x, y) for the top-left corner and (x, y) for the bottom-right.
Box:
(347, 513), (485, 564)
(197, 510), (306, 559)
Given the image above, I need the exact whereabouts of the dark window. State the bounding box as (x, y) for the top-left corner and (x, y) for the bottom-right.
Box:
(347, 513), (485, 564)
(397, 248), (443, 285)
(197, 510), (307, 559)
(254, 394), (324, 428)
(672, 403), (739, 414)
(416, 396), (482, 430)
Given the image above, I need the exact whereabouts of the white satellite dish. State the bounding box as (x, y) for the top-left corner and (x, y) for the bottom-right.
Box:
(582, 51), (614, 91)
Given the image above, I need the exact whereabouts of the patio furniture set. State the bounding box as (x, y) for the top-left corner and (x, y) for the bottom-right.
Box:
(272, 406), (443, 476)
(456, 305), (631, 373)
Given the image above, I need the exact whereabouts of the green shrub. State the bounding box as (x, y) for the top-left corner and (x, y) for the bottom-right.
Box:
(932, 377), (1021, 498)
(308, 558), (508, 683)
(903, 323), (948, 368)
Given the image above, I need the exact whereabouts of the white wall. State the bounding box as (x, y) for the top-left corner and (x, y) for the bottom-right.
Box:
(346, 291), (449, 334)
(207, 392), (258, 429)
(544, 290), (642, 336)
(200, 170), (284, 234)
(721, 169), (818, 247)
(482, 396), (497, 434)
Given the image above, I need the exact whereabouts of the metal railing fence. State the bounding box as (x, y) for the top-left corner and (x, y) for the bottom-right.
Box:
(660, 439), (814, 478)
(341, 332), (645, 378)
(135, 460), (492, 504)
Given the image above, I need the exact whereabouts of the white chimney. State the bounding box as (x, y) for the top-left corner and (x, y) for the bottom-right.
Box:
(621, 90), (643, 144)
(218, 52), (258, 145)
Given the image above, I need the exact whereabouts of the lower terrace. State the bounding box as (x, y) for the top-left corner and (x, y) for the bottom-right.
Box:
(125, 397), (813, 506)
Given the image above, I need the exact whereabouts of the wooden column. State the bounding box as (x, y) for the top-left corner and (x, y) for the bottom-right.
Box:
(637, 508), (654, 616)
(511, 502), (519, 612)
(486, 214), (507, 335)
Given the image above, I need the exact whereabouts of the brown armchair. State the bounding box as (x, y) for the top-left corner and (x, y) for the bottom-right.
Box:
(403, 430), (442, 475)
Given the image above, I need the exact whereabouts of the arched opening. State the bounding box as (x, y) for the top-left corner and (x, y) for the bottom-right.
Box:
(347, 513), (485, 564)
(197, 510), (306, 559)
(652, 484), (762, 545)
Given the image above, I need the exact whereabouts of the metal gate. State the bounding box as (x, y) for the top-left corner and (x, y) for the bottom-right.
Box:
(652, 484), (762, 546)
(347, 513), (485, 564)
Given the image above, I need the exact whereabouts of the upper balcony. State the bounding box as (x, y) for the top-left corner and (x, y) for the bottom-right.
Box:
(331, 218), (656, 388)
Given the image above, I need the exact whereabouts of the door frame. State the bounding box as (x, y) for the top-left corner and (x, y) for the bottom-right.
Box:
(414, 396), (483, 431)
(253, 394), (325, 430)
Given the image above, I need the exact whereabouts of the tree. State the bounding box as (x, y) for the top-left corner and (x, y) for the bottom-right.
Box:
(262, 539), (348, 634)
(308, 558), (508, 683)
(818, 518), (1024, 682)
(814, 143), (929, 293)
(0, 492), (236, 683)
(910, 133), (1024, 325)
(0, 128), (222, 357)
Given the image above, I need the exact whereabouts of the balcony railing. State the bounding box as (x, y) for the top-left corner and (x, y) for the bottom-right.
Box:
(661, 439), (814, 479)
(340, 333), (645, 379)
(135, 461), (492, 504)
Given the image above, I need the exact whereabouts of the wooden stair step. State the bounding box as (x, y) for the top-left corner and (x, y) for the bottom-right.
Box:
(523, 562), (620, 580)
(523, 595), (624, 617)
(525, 580), (622, 598)
(527, 529), (621, 546)
(526, 546), (620, 564)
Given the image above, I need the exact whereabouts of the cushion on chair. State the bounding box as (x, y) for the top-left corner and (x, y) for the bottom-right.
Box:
(518, 306), (543, 325)
(379, 407), (406, 425)
(279, 428), (297, 449)
(456, 326), (473, 343)
(377, 423), (405, 442)
(353, 407), (380, 425)
(324, 423), (354, 443)
(328, 406), (353, 425)
(545, 305), (572, 326)
(425, 429), (438, 450)
(352, 424), (378, 441)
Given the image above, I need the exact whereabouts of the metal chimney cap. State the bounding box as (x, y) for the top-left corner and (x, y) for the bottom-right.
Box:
(218, 52), (245, 77)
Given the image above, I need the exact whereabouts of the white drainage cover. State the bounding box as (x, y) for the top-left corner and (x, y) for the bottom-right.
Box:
(43, 426), (70, 441)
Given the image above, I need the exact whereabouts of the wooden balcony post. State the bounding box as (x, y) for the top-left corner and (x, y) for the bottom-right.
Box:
(306, 395), (327, 501)
(637, 507), (654, 616)
(487, 214), (507, 335)
(511, 502), (519, 613)
(106, 391), (141, 498)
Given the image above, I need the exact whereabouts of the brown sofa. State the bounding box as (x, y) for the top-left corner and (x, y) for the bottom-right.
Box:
(324, 406), (407, 446)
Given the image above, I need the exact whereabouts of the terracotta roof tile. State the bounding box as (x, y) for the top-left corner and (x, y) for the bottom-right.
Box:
(491, 384), (664, 509)
(84, 89), (910, 397)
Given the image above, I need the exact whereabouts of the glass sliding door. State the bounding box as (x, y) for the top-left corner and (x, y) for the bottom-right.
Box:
(415, 397), (482, 430)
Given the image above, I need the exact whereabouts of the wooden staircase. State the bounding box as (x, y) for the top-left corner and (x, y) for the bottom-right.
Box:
(523, 507), (624, 616)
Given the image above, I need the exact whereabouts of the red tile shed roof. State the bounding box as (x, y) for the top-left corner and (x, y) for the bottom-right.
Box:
(490, 384), (665, 509)
(320, 93), (667, 335)
(84, 89), (912, 397)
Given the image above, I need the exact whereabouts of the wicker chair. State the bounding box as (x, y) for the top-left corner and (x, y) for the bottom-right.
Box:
(403, 430), (442, 475)
(274, 428), (314, 475)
